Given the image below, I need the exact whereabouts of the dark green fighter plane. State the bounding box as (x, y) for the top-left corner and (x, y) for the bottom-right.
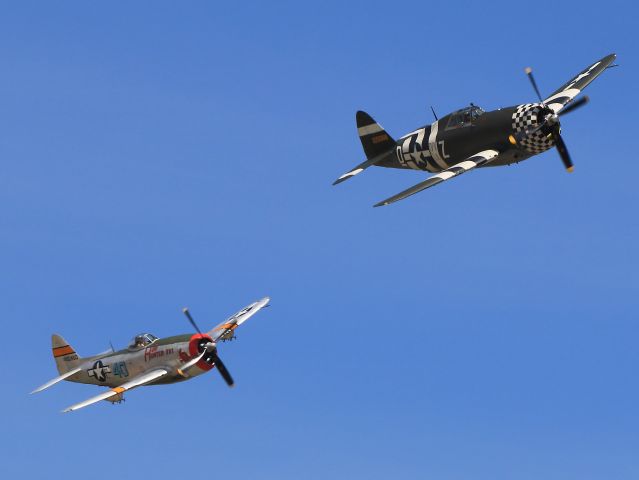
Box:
(334, 54), (617, 207)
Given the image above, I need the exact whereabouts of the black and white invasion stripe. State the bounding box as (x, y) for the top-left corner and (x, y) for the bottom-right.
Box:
(374, 149), (499, 207)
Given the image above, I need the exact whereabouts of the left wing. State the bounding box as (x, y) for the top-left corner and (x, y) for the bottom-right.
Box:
(209, 297), (270, 342)
(62, 368), (168, 413)
(544, 54), (616, 113)
(373, 150), (499, 207)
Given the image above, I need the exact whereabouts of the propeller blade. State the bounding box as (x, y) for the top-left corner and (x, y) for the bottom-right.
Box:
(211, 352), (234, 387)
(559, 96), (589, 116)
(553, 129), (574, 172)
(525, 67), (543, 103)
(182, 307), (203, 335)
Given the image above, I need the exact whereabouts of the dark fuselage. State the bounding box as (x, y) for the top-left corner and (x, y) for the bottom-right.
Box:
(390, 105), (540, 172)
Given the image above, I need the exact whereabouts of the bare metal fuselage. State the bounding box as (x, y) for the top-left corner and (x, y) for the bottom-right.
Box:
(66, 334), (211, 388)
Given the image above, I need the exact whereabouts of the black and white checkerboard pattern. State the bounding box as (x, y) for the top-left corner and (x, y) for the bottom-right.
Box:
(511, 104), (555, 155)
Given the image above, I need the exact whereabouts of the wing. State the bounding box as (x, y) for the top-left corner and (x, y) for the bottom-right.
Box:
(373, 150), (499, 207)
(208, 296), (270, 342)
(544, 53), (616, 113)
(62, 368), (168, 413)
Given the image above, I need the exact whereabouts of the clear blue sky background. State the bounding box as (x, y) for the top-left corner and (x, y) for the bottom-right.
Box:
(1, 1), (636, 478)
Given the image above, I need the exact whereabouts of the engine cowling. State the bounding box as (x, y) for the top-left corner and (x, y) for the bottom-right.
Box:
(511, 103), (556, 155)
(188, 333), (216, 371)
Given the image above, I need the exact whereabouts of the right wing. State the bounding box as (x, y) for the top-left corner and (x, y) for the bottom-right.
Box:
(544, 53), (616, 113)
(373, 150), (499, 207)
(208, 297), (270, 342)
(62, 368), (168, 413)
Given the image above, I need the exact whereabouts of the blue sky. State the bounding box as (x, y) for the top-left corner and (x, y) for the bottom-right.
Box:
(1, 1), (637, 478)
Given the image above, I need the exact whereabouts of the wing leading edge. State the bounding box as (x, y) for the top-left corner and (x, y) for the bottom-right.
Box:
(373, 150), (499, 207)
(544, 53), (616, 113)
(209, 297), (270, 342)
(62, 368), (168, 413)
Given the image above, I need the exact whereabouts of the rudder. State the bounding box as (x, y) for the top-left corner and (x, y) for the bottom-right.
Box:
(52, 334), (80, 374)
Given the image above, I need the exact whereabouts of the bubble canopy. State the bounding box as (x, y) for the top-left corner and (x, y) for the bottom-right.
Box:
(128, 333), (158, 349)
(445, 105), (485, 130)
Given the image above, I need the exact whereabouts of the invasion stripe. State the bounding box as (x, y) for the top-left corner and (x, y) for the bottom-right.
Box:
(428, 121), (448, 170)
(544, 88), (581, 113)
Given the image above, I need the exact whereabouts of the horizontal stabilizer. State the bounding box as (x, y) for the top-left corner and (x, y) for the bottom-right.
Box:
(374, 150), (499, 207)
(333, 150), (394, 185)
(31, 367), (82, 394)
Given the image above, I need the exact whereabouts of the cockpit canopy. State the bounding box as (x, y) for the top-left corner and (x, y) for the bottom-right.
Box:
(445, 105), (485, 130)
(128, 333), (158, 349)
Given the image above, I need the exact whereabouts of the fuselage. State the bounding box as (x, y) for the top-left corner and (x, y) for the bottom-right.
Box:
(65, 333), (213, 388)
(392, 104), (553, 172)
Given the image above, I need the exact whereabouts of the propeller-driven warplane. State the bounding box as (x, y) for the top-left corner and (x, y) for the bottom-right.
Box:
(31, 297), (270, 412)
(333, 54), (617, 206)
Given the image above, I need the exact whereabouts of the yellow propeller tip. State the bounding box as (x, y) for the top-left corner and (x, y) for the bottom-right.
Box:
(525, 67), (532, 74)
(567, 167), (574, 173)
(508, 135), (517, 145)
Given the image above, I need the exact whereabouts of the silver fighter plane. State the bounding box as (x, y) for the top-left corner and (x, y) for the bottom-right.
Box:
(31, 297), (270, 412)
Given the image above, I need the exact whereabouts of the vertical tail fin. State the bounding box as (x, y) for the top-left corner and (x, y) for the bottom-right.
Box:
(356, 111), (396, 159)
(52, 334), (80, 374)
(332, 111), (397, 185)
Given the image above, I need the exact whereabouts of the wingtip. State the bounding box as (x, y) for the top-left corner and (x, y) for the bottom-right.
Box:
(259, 296), (271, 306)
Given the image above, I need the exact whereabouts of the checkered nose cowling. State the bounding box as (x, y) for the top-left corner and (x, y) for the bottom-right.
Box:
(511, 104), (555, 154)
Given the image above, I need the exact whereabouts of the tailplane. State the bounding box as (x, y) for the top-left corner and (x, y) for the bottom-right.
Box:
(52, 334), (81, 374)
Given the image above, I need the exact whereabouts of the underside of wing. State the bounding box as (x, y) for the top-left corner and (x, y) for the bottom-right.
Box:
(62, 368), (168, 413)
(544, 54), (616, 113)
(373, 150), (499, 207)
(209, 297), (270, 342)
